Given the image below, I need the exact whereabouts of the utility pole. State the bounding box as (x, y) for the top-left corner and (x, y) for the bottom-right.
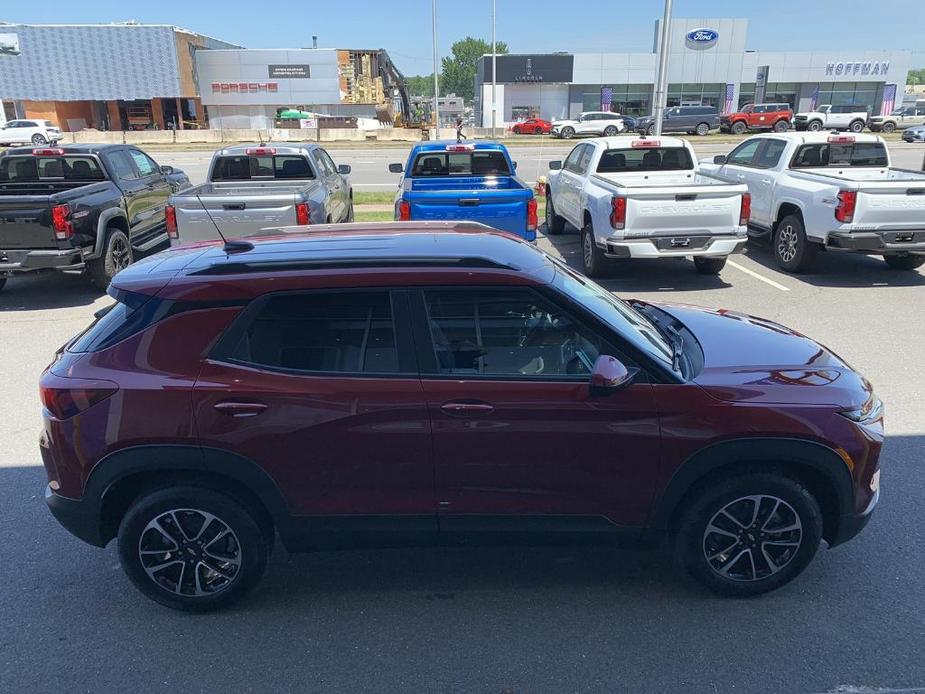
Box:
(652, 0), (673, 136)
(491, 0), (497, 137)
(432, 0), (440, 136)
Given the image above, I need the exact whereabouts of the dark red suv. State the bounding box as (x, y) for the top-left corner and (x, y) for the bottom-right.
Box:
(40, 223), (883, 610)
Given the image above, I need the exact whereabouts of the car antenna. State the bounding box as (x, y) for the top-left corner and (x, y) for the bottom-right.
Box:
(194, 192), (253, 253)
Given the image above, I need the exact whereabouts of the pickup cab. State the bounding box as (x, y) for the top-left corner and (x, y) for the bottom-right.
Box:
(0, 144), (188, 291)
(167, 144), (352, 243)
(545, 136), (750, 277)
(389, 141), (537, 241)
(793, 104), (869, 133)
(700, 132), (925, 272)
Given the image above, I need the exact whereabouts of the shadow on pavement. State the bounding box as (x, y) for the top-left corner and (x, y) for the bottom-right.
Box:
(0, 272), (103, 312)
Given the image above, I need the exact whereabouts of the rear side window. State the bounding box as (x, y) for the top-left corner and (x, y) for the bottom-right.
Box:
(791, 142), (888, 168)
(0, 155), (105, 182)
(597, 147), (693, 172)
(410, 151), (511, 177)
(69, 291), (173, 353)
(229, 291), (399, 374)
(211, 155), (315, 181)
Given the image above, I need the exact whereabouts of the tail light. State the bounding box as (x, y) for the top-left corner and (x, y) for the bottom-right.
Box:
(445, 144), (474, 152)
(33, 148), (65, 156)
(527, 198), (538, 231)
(51, 204), (73, 240)
(245, 147), (276, 155)
(835, 190), (857, 223)
(40, 377), (118, 420)
(827, 135), (855, 144)
(631, 139), (661, 148)
(398, 200), (411, 221)
(295, 202), (311, 226)
(739, 193), (751, 226)
(165, 204), (178, 239)
(610, 197), (627, 230)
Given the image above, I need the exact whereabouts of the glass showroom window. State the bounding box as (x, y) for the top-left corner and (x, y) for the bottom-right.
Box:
(739, 83), (756, 108)
(816, 82), (883, 112)
(765, 83), (798, 109)
(582, 85), (651, 116)
(667, 84), (725, 108)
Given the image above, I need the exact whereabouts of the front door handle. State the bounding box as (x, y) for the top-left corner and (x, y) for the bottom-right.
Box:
(440, 401), (495, 416)
(760, 178), (772, 185)
(213, 401), (268, 417)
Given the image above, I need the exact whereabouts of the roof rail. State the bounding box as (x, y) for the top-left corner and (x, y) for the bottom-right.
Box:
(189, 255), (519, 276)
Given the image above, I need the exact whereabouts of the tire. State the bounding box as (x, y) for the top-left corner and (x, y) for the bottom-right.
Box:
(848, 120), (865, 133)
(673, 472), (823, 597)
(881, 122), (896, 134)
(534, 127), (543, 135)
(544, 190), (566, 235)
(513, 126), (521, 134)
(0, 277), (6, 292)
(561, 126), (575, 139)
(646, 125), (656, 136)
(731, 121), (747, 135)
(580, 223), (610, 278)
(773, 214), (817, 273)
(773, 119), (789, 133)
(695, 122), (710, 136)
(87, 227), (133, 290)
(603, 125), (618, 137)
(31, 133), (48, 145)
(807, 120), (823, 132)
(883, 253), (925, 271)
(345, 201), (354, 222)
(118, 486), (270, 612)
(693, 256), (727, 275)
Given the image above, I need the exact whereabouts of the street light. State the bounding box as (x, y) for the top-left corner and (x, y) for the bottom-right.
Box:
(652, 0), (673, 137)
(491, 0), (497, 138)
(432, 0), (440, 136)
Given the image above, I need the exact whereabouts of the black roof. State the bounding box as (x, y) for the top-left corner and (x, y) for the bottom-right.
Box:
(0, 143), (128, 156)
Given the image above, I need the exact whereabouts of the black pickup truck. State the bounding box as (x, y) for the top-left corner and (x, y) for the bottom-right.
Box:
(0, 144), (189, 291)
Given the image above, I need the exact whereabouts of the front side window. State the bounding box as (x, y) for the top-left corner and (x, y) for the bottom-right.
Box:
(727, 139), (762, 166)
(563, 145), (586, 173)
(108, 150), (139, 181)
(129, 150), (158, 177)
(424, 288), (604, 378)
(230, 291), (399, 374)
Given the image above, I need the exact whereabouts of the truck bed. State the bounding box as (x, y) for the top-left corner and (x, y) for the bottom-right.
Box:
(0, 181), (113, 250)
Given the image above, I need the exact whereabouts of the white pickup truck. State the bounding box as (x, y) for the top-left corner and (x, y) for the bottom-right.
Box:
(699, 132), (925, 272)
(792, 104), (869, 133)
(545, 136), (750, 276)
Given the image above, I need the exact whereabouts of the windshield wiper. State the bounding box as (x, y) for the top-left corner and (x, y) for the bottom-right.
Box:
(631, 301), (685, 375)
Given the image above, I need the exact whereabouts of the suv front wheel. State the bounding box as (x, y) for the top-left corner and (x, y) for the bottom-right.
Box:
(118, 486), (270, 611)
(674, 472), (823, 596)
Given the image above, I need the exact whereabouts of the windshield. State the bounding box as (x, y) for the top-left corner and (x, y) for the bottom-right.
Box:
(791, 142), (888, 168)
(550, 261), (675, 369)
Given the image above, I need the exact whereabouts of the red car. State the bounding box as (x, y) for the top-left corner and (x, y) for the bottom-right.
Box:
(41, 223), (882, 611)
(512, 118), (552, 135)
(720, 103), (793, 134)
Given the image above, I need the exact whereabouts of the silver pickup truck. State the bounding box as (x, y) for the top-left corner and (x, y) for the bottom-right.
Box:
(167, 143), (353, 243)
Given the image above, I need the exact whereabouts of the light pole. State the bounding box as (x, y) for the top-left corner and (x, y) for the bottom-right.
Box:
(652, 0), (673, 136)
(432, 0), (440, 136)
(491, 0), (497, 137)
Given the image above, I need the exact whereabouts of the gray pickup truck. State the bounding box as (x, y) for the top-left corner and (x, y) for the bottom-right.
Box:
(167, 143), (353, 243)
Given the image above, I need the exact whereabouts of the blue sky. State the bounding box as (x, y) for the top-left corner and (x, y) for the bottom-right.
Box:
(2, 0), (921, 74)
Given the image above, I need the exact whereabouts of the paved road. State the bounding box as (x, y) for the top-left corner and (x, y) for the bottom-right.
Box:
(157, 141), (925, 189)
(2, 223), (925, 692)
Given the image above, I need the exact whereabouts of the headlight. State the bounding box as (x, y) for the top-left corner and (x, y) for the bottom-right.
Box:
(840, 395), (883, 423)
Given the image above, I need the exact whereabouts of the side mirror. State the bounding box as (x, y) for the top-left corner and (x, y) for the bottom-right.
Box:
(159, 165), (174, 175)
(337, 164), (351, 175)
(590, 355), (638, 396)
(388, 163), (404, 174)
(713, 155), (727, 165)
(512, 161), (518, 170)
(549, 160), (562, 170)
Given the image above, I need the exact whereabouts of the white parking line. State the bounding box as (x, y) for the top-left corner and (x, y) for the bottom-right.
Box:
(727, 259), (790, 291)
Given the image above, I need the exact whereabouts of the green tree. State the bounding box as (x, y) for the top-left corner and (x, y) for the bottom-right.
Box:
(908, 68), (925, 86)
(440, 37), (509, 103)
(404, 74), (435, 98)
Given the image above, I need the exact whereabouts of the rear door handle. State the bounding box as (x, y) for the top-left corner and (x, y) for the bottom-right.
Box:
(440, 401), (495, 416)
(213, 401), (268, 417)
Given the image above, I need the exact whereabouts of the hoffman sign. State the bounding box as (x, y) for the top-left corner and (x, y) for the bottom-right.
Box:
(826, 61), (889, 77)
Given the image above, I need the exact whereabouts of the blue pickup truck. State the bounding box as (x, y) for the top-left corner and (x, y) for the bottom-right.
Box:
(389, 141), (537, 241)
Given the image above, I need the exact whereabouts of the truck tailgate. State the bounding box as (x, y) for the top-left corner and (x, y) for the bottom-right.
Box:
(0, 197), (57, 249)
(855, 183), (925, 229)
(619, 184), (745, 236)
(407, 177), (530, 235)
(173, 184), (301, 239)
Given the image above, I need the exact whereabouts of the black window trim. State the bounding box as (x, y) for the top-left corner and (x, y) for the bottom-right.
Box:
(208, 287), (419, 379)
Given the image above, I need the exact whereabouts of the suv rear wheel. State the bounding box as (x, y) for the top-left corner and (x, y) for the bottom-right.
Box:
(848, 120), (865, 133)
(88, 227), (133, 290)
(883, 253), (925, 271)
(673, 472), (822, 596)
(603, 125), (618, 137)
(773, 214), (817, 272)
(695, 122), (710, 136)
(773, 120), (789, 133)
(31, 133), (48, 145)
(118, 486), (270, 611)
(561, 126), (575, 139)
(731, 121), (747, 135)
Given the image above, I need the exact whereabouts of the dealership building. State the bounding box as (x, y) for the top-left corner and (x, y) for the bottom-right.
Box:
(475, 17), (911, 125)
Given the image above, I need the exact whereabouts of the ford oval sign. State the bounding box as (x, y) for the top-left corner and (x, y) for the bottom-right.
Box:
(686, 28), (719, 50)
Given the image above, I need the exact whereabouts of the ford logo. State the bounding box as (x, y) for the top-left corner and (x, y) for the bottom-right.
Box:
(686, 28), (719, 49)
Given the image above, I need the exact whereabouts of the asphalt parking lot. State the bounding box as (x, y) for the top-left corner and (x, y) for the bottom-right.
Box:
(2, 147), (925, 693)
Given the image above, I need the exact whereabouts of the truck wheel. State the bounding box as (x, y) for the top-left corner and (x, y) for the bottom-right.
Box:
(88, 227), (133, 290)
(673, 471), (822, 597)
(807, 120), (823, 132)
(881, 122), (896, 134)
(731, 121), (747, 135)
(0, 278), (6, 292)
(603, 125), (618, 137)
(695, 123), (710, 136)
(581, 225), (610, 278)
(883, 254), (925, 271)
(544, 191), (566, 235)
(849, 120), (865, 133)
(773, 120), (789, 133)
(31, 134), (48, 145)
(693, 256), (727, 275)
(561, 126), (575, 139)
(773, 214), (817, 273)
(646, 125), (656, 136)
(345, 201), (355, 222)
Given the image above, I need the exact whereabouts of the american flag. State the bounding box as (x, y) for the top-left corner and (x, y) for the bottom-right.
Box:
(723, 84), (735, 114)
(881, 84), (897, 116)
(600, 87), (613, 112)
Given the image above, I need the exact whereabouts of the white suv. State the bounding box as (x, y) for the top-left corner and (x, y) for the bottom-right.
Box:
(793, 104), (870, 133)
(551, 111), (626, 139)
(0, 119), (63, 146)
